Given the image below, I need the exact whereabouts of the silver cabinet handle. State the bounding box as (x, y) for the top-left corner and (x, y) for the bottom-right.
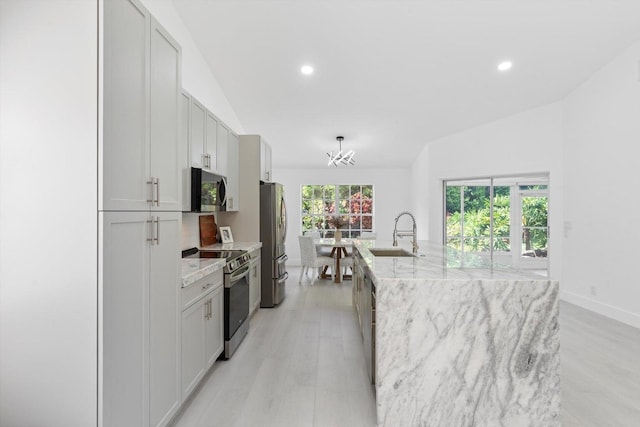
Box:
(146, 218), (154, 244)
(155, 216), (160, 245)
(146, 216), (159, 245)
(147, 177), (159, 206)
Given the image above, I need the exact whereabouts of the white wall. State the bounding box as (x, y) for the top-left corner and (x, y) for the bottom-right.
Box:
(0, 1), (98, 425)
(562, 40), (640, 328)
(410, 102), (565, 278)
(140, 0), (244, 134)
(274, 167), (412, 265)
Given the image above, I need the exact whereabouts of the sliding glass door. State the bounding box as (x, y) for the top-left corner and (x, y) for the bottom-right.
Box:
(444, 175), (548, 275)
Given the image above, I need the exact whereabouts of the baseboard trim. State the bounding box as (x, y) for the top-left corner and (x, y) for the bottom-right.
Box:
(560, 291), (640, 329)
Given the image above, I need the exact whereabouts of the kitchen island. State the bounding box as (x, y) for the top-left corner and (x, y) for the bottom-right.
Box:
(353, 240), (560, 427)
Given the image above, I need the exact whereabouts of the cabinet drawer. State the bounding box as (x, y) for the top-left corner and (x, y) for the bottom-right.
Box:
(182, 269), (223, 310)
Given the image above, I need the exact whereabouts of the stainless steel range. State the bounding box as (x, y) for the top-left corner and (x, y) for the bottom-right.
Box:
(182, 248), (251, 359)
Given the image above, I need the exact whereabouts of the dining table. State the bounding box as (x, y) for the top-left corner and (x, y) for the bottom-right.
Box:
(315, 238), (354, 283)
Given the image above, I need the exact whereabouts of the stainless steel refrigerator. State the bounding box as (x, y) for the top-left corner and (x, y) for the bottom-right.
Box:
(260, 182), (288, 307)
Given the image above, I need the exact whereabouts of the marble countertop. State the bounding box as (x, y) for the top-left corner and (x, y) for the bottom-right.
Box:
(180, 242), (262, 288)
(200, 241), (262, 252)
(358, 238), (560, 425)
(354, 239), (550, 283)
(180, 258), (225, 288)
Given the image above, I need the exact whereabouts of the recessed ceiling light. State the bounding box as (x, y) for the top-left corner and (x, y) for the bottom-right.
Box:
(497, 61), (513, 72)
(301, 65), (314, 75)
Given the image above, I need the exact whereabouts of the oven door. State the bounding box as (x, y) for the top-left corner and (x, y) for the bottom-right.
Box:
(224, 265), (250, 340)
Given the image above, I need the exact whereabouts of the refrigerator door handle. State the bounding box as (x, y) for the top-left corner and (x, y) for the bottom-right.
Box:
(277, 272), (289, 284)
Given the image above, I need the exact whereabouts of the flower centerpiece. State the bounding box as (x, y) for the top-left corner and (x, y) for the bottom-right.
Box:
(328, 215), (349, 241)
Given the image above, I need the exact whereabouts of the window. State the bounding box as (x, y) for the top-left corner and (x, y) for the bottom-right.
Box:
(444, 174), (549, 273)
(301, 184), (374, 238)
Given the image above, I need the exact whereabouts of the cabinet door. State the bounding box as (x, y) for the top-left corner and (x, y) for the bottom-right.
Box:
(226, 132), (239, 211)
(102, 0), (150, 211)
(190, 100), (206, 169)
(149, 213), (181, 427)
(216, 122), (229, 177)
(180, 91), (191, 211)
(149, 17), (181, 212)
(260, 139), (272, 182)
(249, 258), (261, 314)
(181, 297), (206, 400)
(205, 112), (218, 172)
(205, 286), (224, 368)
(101, 211), (150, 427)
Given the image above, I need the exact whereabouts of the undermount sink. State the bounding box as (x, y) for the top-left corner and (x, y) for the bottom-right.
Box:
(369, 248), (416, 257)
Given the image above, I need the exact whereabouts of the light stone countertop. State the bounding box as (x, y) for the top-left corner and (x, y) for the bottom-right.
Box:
(353, 239), (551, 282)
(353, 239), (560, 426)
(180, 242), (262, 288)
(200, 241), (262, 252)
(180, 258), (225, 288)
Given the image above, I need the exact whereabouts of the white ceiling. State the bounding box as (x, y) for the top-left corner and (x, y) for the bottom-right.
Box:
(173, 0), (640, 169)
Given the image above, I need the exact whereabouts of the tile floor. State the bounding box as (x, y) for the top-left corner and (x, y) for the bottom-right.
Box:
(171, 266), (640, 427)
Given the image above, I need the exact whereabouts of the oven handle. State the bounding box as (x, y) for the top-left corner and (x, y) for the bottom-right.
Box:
(277, 272), (289, 284)
(228, 264), (250, 284)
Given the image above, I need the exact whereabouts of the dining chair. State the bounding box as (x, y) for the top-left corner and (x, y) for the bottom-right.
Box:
(305, 230), (332, 256)
(339, 252), (354, 279)
(298, 235), (334, 285)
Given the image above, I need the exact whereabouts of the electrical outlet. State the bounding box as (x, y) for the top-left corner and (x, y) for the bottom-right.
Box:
(590, 286), (597, 297)
(564, 221), (572, 238)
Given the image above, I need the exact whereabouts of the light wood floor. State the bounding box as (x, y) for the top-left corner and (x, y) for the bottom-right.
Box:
(171, 267), (640, 427)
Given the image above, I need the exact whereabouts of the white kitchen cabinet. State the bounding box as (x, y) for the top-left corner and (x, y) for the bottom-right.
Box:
(100, 211), (181, 427)
(102, 0), (181, 212)
(181, 271), (224, 401)
(248, 248), (261, 315)
(216, 122), (229, 177)
(205, 111), (218, 172)
(260, 138), (273, 182)
(149, 16), (181, 212)
(190, 98), (206, 170)
(101, 1), (182, 425)
(205, 286), (224, 368)
(182, 91), (239, 211)
(226, 132), (240, 211)
(180, 91), (191, 211)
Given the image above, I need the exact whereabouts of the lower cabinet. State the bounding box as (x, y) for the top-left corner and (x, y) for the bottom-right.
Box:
(100, 211), (181, 427)
(248, 248), (261, 315)
(181, 270), (224, 401)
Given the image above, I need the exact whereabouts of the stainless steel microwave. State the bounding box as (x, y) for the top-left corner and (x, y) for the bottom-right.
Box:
(190, 167), (227, 212)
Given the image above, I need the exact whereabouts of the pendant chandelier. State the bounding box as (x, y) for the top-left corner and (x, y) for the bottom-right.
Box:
(327, 136), (356, 167)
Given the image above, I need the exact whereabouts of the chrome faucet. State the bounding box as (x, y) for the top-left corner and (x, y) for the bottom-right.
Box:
(393, 211), (419, 253)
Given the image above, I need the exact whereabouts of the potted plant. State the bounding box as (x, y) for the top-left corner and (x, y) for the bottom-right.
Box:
(328, 216), (349, 241)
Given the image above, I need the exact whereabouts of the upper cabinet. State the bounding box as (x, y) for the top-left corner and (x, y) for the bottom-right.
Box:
(101, 0), (181, 212)
(226, 132), (240, 211)
(260, 139), (272, 182)
(186, 97), (223, 176)
(204, 111), (218, 172)
(189, 99), (206, 170)
(180, 90), (239, 211)
(216, 122), (228, 177)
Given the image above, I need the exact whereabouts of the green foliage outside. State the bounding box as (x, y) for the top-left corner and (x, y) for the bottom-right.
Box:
(446, 185), (547, 253)
(301, 184), (373, 237)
